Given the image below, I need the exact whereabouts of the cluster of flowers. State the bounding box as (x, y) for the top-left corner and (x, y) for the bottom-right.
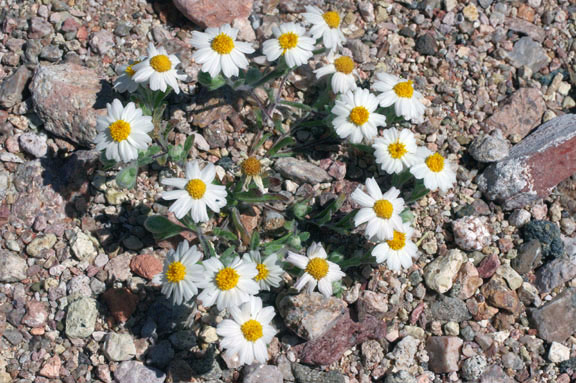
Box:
(93, 5), (459, 366)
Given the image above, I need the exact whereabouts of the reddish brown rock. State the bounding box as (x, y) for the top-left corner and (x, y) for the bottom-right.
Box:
(481, 276), (521, 315)
(293, 311), (386, 366)
(30, 63), (113, 146)
(102, 288), (139, 323)
(477, 254), (501, 279)
(39, 356), (61, 379)
(478, 114), (576, 210)
(483, 88), (545, 140)
(466, 298), (499, 321)
(455, 262), (483, 299)
(528, 287), (576, 343)
(426, 336), (462, 373)
(172, 0), (253, 28)
(21, 301), (48, 328)
(130, 254), (163, 280)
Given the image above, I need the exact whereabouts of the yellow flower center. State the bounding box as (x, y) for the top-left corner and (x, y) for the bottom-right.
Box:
(348, 106), (370, 126)
(393, 80), (414, 98)
(241, 319), (263, 342)
(305, 257), (329, 280)
(333, 56), (355, 74)
(373, 199), (393, 219)
(125, 60), (141, 77)
(215, 267), (240, 291)
(150, 54), (172, 73)
(108, 120), (131, 142)
(211, 33), (235, 55)
(425, 153), (445, 173)
(323, 11), (341, 28)
(166, 261), (186, 283)
(241, 157), (262, 177)
(387, 230), (406, 251)
(278, 32), (299, 53)
(185, 179), (207, 199)
(388, 141), (408, 159)
(255, 263), (269, 282)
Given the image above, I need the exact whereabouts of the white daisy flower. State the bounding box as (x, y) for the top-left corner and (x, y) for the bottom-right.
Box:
(331, 88), (387, 144)
(197, 256), (259, 311)
(286, 242), (345, 298)
(314, 54), (357, 94)
(373, 128), (419, 174)
(93, 99), (153, 163)
(242, 251), (283, 291)
(217, 296), (277, 365)
(351, 178), (405, 241)
(240, 156), (266, 193)
(372, 223), (418, 272)
(262, 22), (315, 68)
(410, 147), (457, 193)
(152, 241), (205, 305)
(191, 24), (255, 79)
(132, 43), (185, 94)
(114, 59), (144, 93)
(161, 160), (227, 223)
(373, 73), (426, 123)
(303, 6), (346, 51)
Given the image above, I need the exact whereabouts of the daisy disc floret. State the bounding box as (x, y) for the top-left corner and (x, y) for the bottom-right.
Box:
(331, 88), (387, 143)
(161, 160), (227, 223)
(217, 296), (277, 365)
(373, 73), (426, 123)
(303, 6), (346, 51)
(314, 54), (357, 94)
(287, 242), (345, 298)
(351, 178), (405, 241)
(372, 223), (418, 272)
(373, 128), (419, 174)
(262, 23), (315, 68)
(114, 59), (143, 93)
(242, 251), (284, 291)
(94, 99), (153, 163)
(191, 24), (255, 79)
(132, 43), (185, 94)
(152, 241), (205, 305)
(197, 256), (259, 310)
(410, 147), (456, 193)
(240, 156), (266, 193)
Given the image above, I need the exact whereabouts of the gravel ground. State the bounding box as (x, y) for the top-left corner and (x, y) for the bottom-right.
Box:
(1, 0), (576, 382)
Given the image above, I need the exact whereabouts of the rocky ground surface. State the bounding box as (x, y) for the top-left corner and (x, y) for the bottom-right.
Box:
(1, 0), (576, 382)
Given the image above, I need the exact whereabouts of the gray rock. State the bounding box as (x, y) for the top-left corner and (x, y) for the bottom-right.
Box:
(243, 364), (284, 383)
(528, 287), (576, 343)
(90, 30), (115, 55)
(146, 340), (175, 369)
(426, 336), (462, 373)
(203, 123), (228, 148)
(114, 23), (132, 37)
(103, 333), (136, 362)
(65, 297), (97, 338)
(278, 292), (347, 340)
(361, 340), (384, 368)
(292, 363), (345, 383)
(430, 296), (471, 322)
(415, 33), (437, 55)
(512, 240), (542, 274)
(384, 371), (416, 383)
(29, 17), (53, 38)
(114, 361), (166, 383)
(391, 336), (420, 370)
(0, 251), (27, 282)
(522, 220), (564, 259)
(39, 45), (63, 62)
(169, 329), (197, 350)
(70, 230), (97, 261)
(535, 258), (576, 293)
(67, 275), (92, 297)
(508, 209), (531, 227)
(0, 65), (32, 108)
(24, 39), (43, 65)
(469, 131), (510, 163)
(26, 233), (56, 257)
(461, 355), (487, 380)
(19, 132), (48, 158)
(275, 157), (331, 185)
(346, 39), (370, 63)
(508, 37), (550, 72)
(30, 63), (114, 146)
(501, 351), (524, 370)
(480, 365), (514, 383)
(3, 329), (24, 345)
(357, 290), (390, 321)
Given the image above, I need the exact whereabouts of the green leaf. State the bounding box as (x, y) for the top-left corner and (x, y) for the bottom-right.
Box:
(245, 67), (263, 86)
(181, 135), (195, 161)
(273, 118), (285, 134)
(249, 231), (260, 251)
(400, 208), (415, 223)
(138, 145), (162, 167)
(292, 200), (311, 219)
(279, 100), (316, 112)
(337, 254), (378, 270)
(299, 231), (310, 242)
(144, 215), (184, 240)
(198, 71), (227, 91)
(212, 227), (238, 242)
(407, 180), (430, 203)
(234, 191), (289, 203)
(219, 247), (237, 266)
(168, 144), (183, 160)
(267, 136), (296, 157)
(116, 164), (138, 189)
(391, 169), (413, 189)
(99, 151), (116, 170)
(312, 194), (346, 225)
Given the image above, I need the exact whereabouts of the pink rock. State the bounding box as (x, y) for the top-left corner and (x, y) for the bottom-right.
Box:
(426, 336), (462, 373)
(130, 253), (163, 280)
(172, 0), (253, 28)
(478, 114), (576, 210)
(39, 356), (61, 379)
(452, 216), (491, 251)
(455, 262), (483, 299)
(484, 88), (545, 139)
(477, 253), (501, 279)
(21, 301), (48, 328)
